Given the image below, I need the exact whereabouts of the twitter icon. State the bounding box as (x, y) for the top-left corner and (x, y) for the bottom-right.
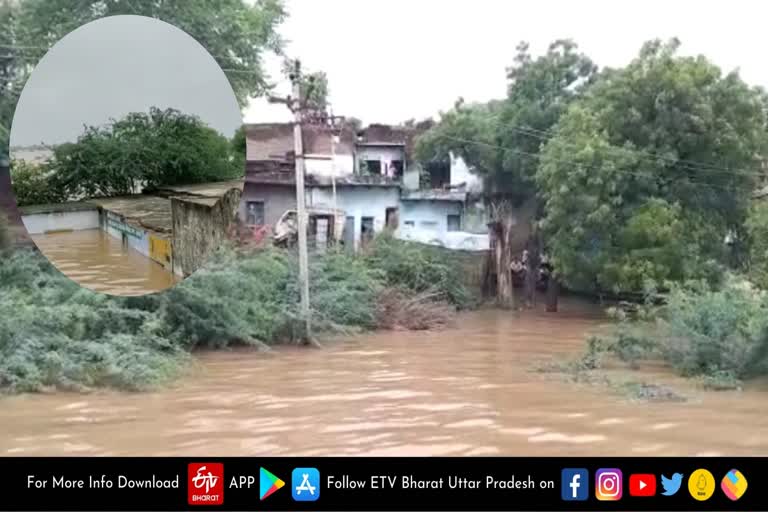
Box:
(661, 473), (684, 496)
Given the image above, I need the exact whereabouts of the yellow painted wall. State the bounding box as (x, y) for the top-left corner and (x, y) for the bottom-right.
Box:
(149, 235), (173, 269)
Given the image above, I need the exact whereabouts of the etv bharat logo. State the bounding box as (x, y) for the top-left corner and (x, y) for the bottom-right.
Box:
(188, 463), (224, 506)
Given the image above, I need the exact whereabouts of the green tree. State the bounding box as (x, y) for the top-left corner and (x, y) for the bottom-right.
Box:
(415, 41), (595, 306)
(538, 39), (768, 294)
(48, 107), (240, 199)
(746, 200), (768, 288)
(494, 40), (596, 203)
(9, 159), (67, 206)
(0, 0), (287, 159)
(231, 125), (247, 174)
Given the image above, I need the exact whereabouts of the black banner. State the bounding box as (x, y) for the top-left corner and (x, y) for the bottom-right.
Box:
(1, 457), (761, 511)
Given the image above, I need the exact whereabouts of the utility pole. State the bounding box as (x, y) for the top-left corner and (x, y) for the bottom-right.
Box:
(270, 60), (312, 341)
(291, 63), (311, 341)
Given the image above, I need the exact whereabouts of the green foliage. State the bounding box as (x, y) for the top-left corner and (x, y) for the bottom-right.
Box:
(0, 251), (185, 393)
(746, 200), (768, 288)
(10, 159), (67, 207)
(538, 39), (768, 294)
(414, 99), (499, 178)
(494, 40), (596, 202)
(231, 125), (247, 174)
(364, 232), (474, 308)
(0, 212), (9, 250)
(0, 0), (287, 159)
(0, 234), (467, 393)
(47, 108), (240, 199)
(416, 41), (595, 205)
(593, 278), (768, 386)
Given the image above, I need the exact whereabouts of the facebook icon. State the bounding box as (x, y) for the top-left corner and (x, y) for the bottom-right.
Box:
(561, 469), (589, 501)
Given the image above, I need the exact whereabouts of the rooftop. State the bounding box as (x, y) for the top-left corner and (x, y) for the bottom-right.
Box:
(91, 195), (173, 234)
(19, 201), (97, 216)
(245, 167), (400, 188)
(245, 123), (356, 161)
(153, 180), (243, 199)
(401, 189), (468, 202)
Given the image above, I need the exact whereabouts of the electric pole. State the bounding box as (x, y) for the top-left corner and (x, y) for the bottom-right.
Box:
(270, 60), (312, 341)
(291, 63), (312, 341)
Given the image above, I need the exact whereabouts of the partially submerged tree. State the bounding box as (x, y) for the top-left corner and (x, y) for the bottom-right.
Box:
(415, 41), (595, 307)
(537, 39), (768, 294)
(47, 108), (239, 199)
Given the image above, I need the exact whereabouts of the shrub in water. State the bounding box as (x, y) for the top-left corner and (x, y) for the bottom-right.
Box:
(363, 232), (473, 308)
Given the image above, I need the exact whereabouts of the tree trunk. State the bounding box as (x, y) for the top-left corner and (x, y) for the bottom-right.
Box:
(546, 275), (559, 312)
(494, 218), (514, 309)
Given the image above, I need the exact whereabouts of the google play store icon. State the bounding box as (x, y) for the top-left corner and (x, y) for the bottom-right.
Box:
(260, 467), (285, 501)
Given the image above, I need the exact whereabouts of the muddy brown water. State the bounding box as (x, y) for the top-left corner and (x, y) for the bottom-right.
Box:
(32, 229), (180, 295)
(1, 301), (767, 456)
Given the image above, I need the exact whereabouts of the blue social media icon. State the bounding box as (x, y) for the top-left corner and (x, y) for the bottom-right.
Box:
(661, 473), (683, 496)
(292, 467), (320, 502)
(561, 468), (589, 501)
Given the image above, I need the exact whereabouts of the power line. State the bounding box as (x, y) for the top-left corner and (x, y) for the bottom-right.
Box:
(458, 110), (767, 180)
(436, 133), (759, 196)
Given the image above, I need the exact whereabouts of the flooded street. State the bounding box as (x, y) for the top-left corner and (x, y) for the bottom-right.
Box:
(2, 302), (767, 456)
(32, 229), (179, 295)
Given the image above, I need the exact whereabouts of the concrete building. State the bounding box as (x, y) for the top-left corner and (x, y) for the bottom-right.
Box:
(243, 121), (489, 252)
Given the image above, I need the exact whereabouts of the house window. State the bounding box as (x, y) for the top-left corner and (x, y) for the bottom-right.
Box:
(245, 201), (265, 226)
(385, 207), (398, 229)
(365, 160), (381, 175)
(404, 220), (415, 227)
(361, 216), (375, 245)
(389, 160), (404, 179)
(420, 220), (438, 230)
(447, 214), (461, 232)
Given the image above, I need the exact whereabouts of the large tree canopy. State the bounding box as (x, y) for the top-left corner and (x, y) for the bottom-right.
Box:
(0, 0), (287, 158)
(537, 39), (768, 293)
(39, 107), (240, 200)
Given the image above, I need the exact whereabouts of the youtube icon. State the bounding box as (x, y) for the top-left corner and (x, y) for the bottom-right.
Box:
(629, 474), (656, 497)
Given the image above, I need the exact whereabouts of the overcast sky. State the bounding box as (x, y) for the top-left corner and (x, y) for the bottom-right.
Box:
(11, 15), (242, 148)
(245, 0), (768, 125)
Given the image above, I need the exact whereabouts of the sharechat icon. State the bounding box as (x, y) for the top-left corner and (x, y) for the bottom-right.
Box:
(721, 469), (747, 501)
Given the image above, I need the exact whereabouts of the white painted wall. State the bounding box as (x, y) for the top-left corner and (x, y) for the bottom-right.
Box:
(398, 200), (463, 235)
(356, 145), (407, 176)
(305, 154), (355, 178)
(396, 199), (489, 251)
(403, 164), (421, 191)
(450, 152), (482, 193)
(22, 209), (99, 234)
(309, 186), (400, 251)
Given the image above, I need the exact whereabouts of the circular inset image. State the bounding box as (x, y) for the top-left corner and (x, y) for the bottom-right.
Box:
(9, 15), (243, 296)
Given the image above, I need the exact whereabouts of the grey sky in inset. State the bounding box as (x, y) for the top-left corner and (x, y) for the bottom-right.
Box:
(11, 15), (242, 148)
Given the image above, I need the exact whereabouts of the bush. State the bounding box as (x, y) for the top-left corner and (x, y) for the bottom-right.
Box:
(0, 233), (475, 393)
(10, 159), (67, 207)
(363, 232), (474, 308)
(0, 213), (9, 250)
(592, 277), (768, 385)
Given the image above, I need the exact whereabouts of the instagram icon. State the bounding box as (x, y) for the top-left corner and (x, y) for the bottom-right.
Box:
(595, 468), (623, 501)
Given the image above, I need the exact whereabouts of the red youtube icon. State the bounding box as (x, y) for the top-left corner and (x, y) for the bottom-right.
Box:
(629, 474), (656, 497)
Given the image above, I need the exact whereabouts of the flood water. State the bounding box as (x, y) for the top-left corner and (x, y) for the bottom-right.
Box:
(32, 229), (180, 296)
(1, 302), (767, 456)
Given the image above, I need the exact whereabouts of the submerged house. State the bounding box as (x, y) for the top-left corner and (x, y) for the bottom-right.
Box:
(20, 181), (242, 277)
(243, 121), (489, 252)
